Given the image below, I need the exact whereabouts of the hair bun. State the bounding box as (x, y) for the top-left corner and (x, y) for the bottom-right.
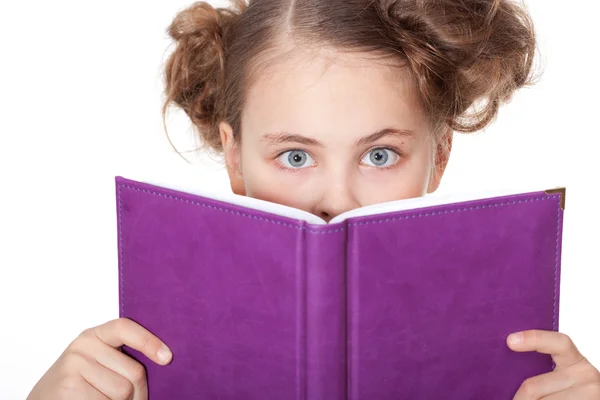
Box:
(383, 0), (538, 133)
(163, 1), (244, 151)
(169, 2), (228, 42)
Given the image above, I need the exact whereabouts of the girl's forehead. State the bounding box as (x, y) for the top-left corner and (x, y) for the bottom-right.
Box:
(241, 50), (430, 143)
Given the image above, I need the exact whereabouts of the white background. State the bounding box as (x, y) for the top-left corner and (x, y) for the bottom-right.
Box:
(1, 0), (599, 398)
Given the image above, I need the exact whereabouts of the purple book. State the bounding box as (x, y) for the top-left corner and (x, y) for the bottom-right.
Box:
(115, 176), (564, 399)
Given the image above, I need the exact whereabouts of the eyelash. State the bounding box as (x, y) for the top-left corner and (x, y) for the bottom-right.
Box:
(274, 149), (314, 172)
(274, 146), (402, 171)
(360, 146), (402, 170)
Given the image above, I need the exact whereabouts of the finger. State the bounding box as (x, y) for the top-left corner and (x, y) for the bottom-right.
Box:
(80, 358), (135, 400)
(540, 383), (600, 399)
(507, 330), (584, 369)
(92, 318), (172, 366)
(512, 365), (581, 399)
(61, 373), (111, 400)
(93, 341), (149, 400)
(80, 384), (112, 400)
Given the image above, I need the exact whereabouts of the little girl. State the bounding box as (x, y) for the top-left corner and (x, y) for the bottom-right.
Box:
(28, 0), (600, 398)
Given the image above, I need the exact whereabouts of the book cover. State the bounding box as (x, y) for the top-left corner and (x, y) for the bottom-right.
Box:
(116, 176), (564, 399)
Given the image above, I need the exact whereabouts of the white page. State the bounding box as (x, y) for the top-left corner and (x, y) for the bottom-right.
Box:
(136, 173), (328, 225)
(133, 172), (559, 226)
(330, 185), (560, 224)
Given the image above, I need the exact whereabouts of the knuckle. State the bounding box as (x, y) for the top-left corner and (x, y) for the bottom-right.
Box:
(78, 327), (91, 337)
(585, 364), (600, 382)
(60, 351), (85, 371)
(77, 327), (97, 341)
(140, 331), (154, 353)
(583, 382), (600, 396)
(518, 377), (539, 399)
(114, 318), (129, 336)
(68, 335), (94, 354)
(530, 330), (542, 347)
(113, 379), (135, 400)
(58, 374), (82, 390)
(128, 361), (147, 386)
(557, 332), (574, 350)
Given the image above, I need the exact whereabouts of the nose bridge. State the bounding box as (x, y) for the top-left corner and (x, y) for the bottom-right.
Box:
(316, 165), (359, 219)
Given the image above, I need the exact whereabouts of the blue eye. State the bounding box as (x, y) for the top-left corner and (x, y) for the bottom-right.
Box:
(278, 150), (315, 169)
(361, 148), (400, 168)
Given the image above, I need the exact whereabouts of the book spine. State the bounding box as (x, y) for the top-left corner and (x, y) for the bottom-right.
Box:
(304, 223), (347, 399)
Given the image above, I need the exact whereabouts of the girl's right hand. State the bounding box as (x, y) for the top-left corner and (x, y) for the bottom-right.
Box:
(27, 318), (172, 400)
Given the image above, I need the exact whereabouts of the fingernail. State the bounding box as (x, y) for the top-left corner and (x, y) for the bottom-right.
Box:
(509, 332), (524, 345)
(157, 345), (172, 363)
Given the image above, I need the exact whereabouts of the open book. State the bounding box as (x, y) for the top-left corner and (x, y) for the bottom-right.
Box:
(116, 175), (564, 399)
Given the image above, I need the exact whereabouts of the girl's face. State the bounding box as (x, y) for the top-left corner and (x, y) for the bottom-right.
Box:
(220, 50), (450, 222)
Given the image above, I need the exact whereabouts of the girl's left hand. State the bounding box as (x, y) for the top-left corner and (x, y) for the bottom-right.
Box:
(508, 330), (600, 399)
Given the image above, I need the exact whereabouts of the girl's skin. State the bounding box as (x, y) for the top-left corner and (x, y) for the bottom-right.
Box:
(27, 50), (600, 400)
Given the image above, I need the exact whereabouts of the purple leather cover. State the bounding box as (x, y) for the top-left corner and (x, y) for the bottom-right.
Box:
(116, 176), (563, 399)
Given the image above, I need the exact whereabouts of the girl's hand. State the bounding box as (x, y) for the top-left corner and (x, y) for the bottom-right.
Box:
(27, 318), (172, 400)
(508, 330), (600, 399)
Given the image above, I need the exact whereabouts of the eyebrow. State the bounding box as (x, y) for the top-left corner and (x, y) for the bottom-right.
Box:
(260, 128), (416, 147)
(261, 132), (321, 147)
(355, 128), (416, 146)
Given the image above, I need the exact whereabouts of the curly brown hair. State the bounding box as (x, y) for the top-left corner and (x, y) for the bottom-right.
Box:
(163, 0), (537, 152)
